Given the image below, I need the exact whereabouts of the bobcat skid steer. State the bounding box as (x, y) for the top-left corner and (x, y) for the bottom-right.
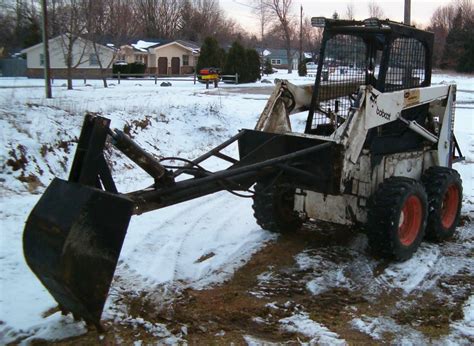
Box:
(23, 17), (464, 328)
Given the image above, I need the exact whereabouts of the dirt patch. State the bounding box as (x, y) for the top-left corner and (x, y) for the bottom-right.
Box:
(34, 220), (473, 345)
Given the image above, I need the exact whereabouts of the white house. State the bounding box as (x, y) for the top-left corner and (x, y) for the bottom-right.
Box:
(118, 39), (200, 75)
(21, 35), (116, 78)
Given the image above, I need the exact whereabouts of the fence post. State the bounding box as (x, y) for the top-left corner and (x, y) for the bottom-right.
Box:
(236, 73), (239, 84)
(118, 72), (120, 84)
(206, 80), (209, 89)
(194, 73), (196, 85)
(155, 74), (157, 85)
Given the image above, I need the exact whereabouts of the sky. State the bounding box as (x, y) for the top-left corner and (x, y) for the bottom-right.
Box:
(221, 0), (448, 34)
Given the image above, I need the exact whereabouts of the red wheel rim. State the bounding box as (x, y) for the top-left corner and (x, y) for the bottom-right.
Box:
(398, 195), (423, 246)
(441, 184), (460, 229)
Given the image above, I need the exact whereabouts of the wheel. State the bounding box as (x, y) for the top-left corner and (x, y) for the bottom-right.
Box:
(422, 166), (462, 241)
(252, 180), (303, 233)
(367, 177), (428, 261)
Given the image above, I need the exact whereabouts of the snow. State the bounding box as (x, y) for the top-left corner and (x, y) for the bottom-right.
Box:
(279, 312), (346, 345)
(0, 71), (473, 344)
(350, 316), (425, 342)
(131, 40), (159, 52)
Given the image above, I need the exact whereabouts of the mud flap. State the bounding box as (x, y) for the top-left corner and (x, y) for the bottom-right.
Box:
(23, 178), (134, 328)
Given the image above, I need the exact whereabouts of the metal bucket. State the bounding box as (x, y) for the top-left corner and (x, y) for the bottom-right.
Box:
(23, 178), (133, 328)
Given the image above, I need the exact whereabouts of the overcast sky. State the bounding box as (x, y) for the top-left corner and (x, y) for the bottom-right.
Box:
(222, 0), (448, 34)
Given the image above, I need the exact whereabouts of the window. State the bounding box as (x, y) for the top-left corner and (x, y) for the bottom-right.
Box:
(135, 55), (144, 63)
(271, 59), (281, 65)
(182, 55), (189, 66)
(89, 53), (99, 66)
(40, 53), (44, 66)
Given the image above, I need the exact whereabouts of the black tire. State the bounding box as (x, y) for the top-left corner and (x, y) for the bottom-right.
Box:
(421, 166), (462, 241)
(252, 181), (303, 233)
(367, 177), (428, 261)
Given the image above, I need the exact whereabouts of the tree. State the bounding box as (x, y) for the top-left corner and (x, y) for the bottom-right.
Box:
(224, 41), (248, 82)
(368, 1), (384, 18)
(54, 0), (89, 90)
(85, 0), (116, 87)
(196, 36), (225, 71)
(264, 0), (295, 73)
(345, 2), (355, 20)
(263, 58), (274, 75)
(246, 48), (261, 82)
(437, 0), (474, 71)
(298, 60), (306, 76)
(250, 0), (271, 47)
(301, 17), (322, 61)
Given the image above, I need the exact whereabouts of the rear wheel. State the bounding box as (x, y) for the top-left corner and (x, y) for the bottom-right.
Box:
(252, 181), (303, 233)
(422, 167), (462, 241)
(367, 177), (428, 261)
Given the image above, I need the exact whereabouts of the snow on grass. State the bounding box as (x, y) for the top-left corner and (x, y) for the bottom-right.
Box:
(0, 71), (472, 343)
(0, 76), (275, 343)
(350, 316), (425, 342)
(279, 312), (346, 345)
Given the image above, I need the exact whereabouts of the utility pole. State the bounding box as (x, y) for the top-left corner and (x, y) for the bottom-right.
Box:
(41, 0), (52, 98)
(404, 0), (411, 25)
(299, 5), (303, 63)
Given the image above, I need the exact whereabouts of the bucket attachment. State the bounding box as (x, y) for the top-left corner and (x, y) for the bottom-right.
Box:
(23, 178), (133, 328)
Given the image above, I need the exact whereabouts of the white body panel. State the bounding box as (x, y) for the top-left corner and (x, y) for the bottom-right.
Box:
(288, 83), (457, 225)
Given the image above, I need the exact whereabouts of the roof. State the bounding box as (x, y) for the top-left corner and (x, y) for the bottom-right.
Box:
(20, 35), (115, 54)
(121, 39), (200, 54)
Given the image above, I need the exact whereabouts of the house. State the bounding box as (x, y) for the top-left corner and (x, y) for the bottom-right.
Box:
(118, 39), (200, 75)
(21, 35), (116, 78)
(259, 48), (301, 70)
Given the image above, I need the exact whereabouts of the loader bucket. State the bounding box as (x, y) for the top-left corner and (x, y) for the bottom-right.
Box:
(23, 178), (134, 327)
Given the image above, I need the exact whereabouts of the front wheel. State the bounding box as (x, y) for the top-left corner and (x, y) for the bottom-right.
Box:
(252, 181), (303, 233)
(367, 177), (428, 261)
(422, 167), (463, 241)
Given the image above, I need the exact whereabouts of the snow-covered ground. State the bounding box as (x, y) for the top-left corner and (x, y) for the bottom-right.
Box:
(0, 71), (473, 344)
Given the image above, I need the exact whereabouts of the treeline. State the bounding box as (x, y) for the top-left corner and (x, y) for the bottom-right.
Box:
(0, 0), (251, 56)
(197, 37), (261, 83)
(427, 0), (474, 72)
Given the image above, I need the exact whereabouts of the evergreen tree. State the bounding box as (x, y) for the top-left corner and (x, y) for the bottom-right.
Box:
(263, 58), (274, 75)
(246, 48), (261, 82)
(440, 8), (474, 73)
(223, 41), (249, 83)
(196, 37), (225, 72)
(440, 11), (463, 70)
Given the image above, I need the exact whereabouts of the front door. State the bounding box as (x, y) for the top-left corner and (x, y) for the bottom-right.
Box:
(171, 57), (180, 75)
(158, 57), (168, 75)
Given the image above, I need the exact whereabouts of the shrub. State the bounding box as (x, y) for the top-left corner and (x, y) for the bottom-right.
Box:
(129, 62), (146, 75)
(113, 63), (130, 75)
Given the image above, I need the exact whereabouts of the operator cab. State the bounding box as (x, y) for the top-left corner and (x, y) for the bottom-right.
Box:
(306, 17), (434, 147)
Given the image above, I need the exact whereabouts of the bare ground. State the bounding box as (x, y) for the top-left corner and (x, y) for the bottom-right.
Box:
(34, 215), (474, 345)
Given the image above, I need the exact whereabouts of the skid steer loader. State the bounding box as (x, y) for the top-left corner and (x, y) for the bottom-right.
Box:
(23, 18), (464, 328)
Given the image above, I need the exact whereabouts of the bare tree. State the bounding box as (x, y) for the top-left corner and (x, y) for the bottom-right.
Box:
(86, 0), (116, 87)
(102, 0), (138, 44)
(428, 0), (474, 67)
(301, 16), (322, 60)
(249, 0), (271, 46)
(264, 0), (295, 73)
(134, 0), (186, 39)
(368, 0), (384, 18)
(55, 0), (89, 90)
(345, 2), (355, 20)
